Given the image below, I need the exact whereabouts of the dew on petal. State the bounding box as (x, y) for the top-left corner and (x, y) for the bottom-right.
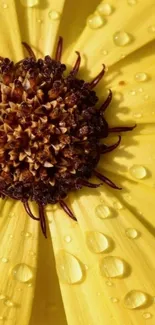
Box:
(100, 256), (126, 278)
(129, 165), (147, 179)
(125, 228), (139, 239)
(2, 3), (8, 9)
(25, 232), (32, 238)
(133, 113), (142, 118)
(12, 263), (33, 283)
(143, 312), (152, 319)
(1, 257), (8, 263)
(56, 250), (84, 284)
(87, 14), (105, 29)
(4, 299), (14, 307)
(124, 290), (149, 309)
(129, 89), (136, 96)
(138, 87), (143, 93)
(144, 94), (149, 101)
(101, 49), (108, 56)
(127, 0), (137, 5)
(113, 201), (123, 210)
(48, 10), (61, 21)
(97, 3), (113, 16)
(86, 231), (110, 253)
(0, 317), (5, 320)
(135, 72), (148, 82)
(95, 204), (112, 219)
(110, 297), (119, 303)
(20, 0), (38, 7)
(113, 31), (131, 46)
(64, 235), (72, 243)
(106, 280), (113, 286)
(148, 25), (155, 33)
(0, 295), (6, 300)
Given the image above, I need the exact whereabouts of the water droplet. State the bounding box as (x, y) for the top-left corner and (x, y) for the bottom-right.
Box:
(64, 235), (72, 243)
(101, 50), (108, 56)
(127, 0), (137, 5)
(0, 295), (6, 300)
(87, 14), (105, 29)
(144, 94), (149, 101)
(124, 290), (149, 309)
(48, 10), (60, 21)
(56, 251), (84, 284)
(4, 299), (14, 307)
(113, 31), (131, 46)
(37, 19), (42, 23)
(97, 3), (112, 16)
(0, 317), (4, 320)
(95, 204), (111, 219)
(138, 87), (143, 93)
(2, 3), (8, 8)
(143, 312), (152, 319)
(113, 201), (123, 210)
(29, 250), (36, 257)
(133, 113), (142, 118)
(106, 280), (113, 286)
(27, 283), (32, 287)
(148, 25), (155, 33)
(25, 232), (32, 238)
(12, 263), (33, 283)
(9, 234), (13, 239)
(1, 257), (8, 263)
(100, 256), (126, 278)
(86, 231), (109, 253)
(125, 228), (139, 239)
(129, 165), (147, 179)
(110, 297), (119, 303)
(130, 89), (136, 96)
(20, 0), (38, 7)
(135, 72), (148, 82)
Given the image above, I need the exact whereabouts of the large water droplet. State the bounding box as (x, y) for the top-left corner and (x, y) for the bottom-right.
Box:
(129, 165), (147, 179)
(20, 0), (38, 7)
(4, 299), (14, 307)
(124, 290), (149, 309)
(12, 263), (33, 283)
(56, 251), (84, 284)
(125, 228), (139, 239)
(100, 256), (126, 278)
(95, 204), (112, 219)
(48, 10), (61, 21)
(86, 231), (109, 253)
(135, 72), (148, 82)
(97, 3), (113, 16)
(143, 312), (152, 319)
(87, 14), (105, 29)
(113, 31), (131, 46)
(127, 0), (137, 5)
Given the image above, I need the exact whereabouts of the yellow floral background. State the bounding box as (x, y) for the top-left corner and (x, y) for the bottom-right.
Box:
(0, 0), (155, 324)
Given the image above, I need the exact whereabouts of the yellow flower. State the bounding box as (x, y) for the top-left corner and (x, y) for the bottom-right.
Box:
(0, 0), (155, 324)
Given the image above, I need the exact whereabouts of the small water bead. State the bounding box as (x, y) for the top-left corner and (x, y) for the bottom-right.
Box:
(127, 0), (137, 5)
(144, 94), (149, 101)
(86, 231), (109, 253)
(101, 50), (108, 56)
(2, 3), (8, 9)
(0, 317), (4, 320)
(1, 257), (8, 263)
(48, 10), (61, 21)
(97, 3), (113, 16)
(110, 297), (119, 303)
(12, 263), (33, 283)
(25, 232), (32, 238)
(135, 72), (148, 82)
(138, 87), (143, 93)
(100, 256), (126, 278)
(0, 295), (6, 300)
(95, 204), (111, 219)
(133, 113), (142, 118)
(148, 25), (155, 33)
(130, 89), (136, 96)
(125, 228), (139, 239)
(27, 283), (32, 287)
(37, 19), (42, 24)
(56, 250), (84, 284)
(129, 165), (147, 180)
(143, 312), (152, 319)
(64, 235), (72, 243)
(4, 299), (14, 307)
(113, 31), (131, 46)
(106, 280), (113, 286)
(113, 201), (123, 210)
(87, 14), (105, 29)
(20, 0), (38, 7)
(124, 290), (149, 309)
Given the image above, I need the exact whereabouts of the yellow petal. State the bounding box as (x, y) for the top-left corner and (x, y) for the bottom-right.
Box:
(0, 200), (39, 324)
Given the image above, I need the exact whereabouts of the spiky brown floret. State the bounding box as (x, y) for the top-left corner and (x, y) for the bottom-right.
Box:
(0, 38), (135, 236)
